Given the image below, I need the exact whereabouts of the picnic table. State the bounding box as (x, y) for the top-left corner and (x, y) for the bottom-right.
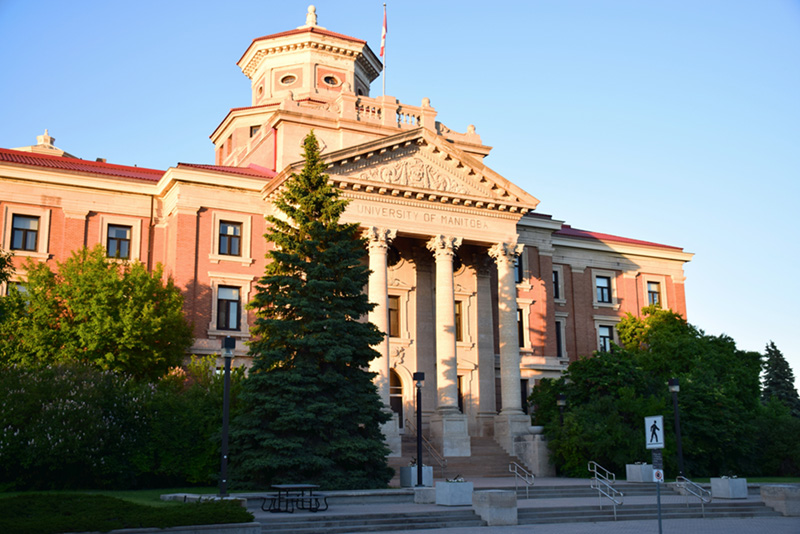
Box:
(261, 483), (329, 513)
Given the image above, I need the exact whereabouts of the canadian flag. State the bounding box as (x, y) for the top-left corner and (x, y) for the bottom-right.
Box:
(380, 7), (387, 58)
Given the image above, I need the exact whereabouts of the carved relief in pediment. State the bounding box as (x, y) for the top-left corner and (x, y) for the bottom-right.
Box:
(330, 145), (503, 199)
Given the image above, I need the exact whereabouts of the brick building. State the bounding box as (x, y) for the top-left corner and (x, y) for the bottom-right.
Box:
(0, 8), (691, 471)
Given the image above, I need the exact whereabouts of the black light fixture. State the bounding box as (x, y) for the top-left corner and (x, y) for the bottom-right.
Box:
(413, 372), (425, 487)
(219, 336), (236, 497)
(668, 378), (685, 477)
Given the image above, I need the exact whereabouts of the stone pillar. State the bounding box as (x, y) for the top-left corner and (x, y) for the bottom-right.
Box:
(426, 235), (471, 457)
(474, 255), (497, 436)
(364, 227), (401, 456)
(489, 241), (533, 454)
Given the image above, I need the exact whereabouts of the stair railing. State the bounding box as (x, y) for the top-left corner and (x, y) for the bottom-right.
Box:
(675, 476), (711, 518)
(509, 462), (535, 499)
(587, 461), (623, 520)
(404, 418), (447, 478)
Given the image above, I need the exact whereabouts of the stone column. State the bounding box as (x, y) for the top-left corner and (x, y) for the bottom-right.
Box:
(364, 227), (401, 456)
(426, 235), (471, 457)
(489, 241), (533, 454)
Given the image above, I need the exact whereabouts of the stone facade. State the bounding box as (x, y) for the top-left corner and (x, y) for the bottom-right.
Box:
(0, 9), (692, 468)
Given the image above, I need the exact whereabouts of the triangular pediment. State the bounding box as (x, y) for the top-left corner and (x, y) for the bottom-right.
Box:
(324, 129), (539, 214)
(264, 128), (539, 215)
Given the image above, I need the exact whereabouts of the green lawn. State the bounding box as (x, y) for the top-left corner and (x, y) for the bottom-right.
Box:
(0, 492), (252, 534)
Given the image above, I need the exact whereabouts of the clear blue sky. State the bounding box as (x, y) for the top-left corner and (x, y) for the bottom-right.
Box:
(1, 1), (798, 388)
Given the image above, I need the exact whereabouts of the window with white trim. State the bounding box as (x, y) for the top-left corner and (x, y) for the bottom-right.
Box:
(99, 215), (142, 262)
(217, 286), (241, 331)
(210, 212), (253, 265)
(3, 206), (51, 259)
(591, 269), (618, 308)
(553, 264), (566, 304)
(598, 325), (614, 352)
(207, 273), (254, 337)
(641, 275), (669, 309)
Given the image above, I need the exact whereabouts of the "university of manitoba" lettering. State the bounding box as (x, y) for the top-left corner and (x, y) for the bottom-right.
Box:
(356, 205), (489, 229)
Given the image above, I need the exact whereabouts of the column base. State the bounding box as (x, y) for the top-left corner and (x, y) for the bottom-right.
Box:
(430, 410), (471, 457)
(493, 413), (554, 476)
(382, 413), (402, 457)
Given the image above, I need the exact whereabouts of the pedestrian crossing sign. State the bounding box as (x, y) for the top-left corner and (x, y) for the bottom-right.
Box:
(645, 415), (664, 449)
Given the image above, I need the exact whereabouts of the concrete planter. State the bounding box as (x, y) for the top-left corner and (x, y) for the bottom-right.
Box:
(435, 481), (473, 506)
(399, 466), (433, 487)
(626, 463), (654, 483)
(711, 477), (747, 499)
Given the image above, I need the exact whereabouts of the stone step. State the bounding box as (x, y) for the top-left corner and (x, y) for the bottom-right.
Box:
(518, 501), (782, 525)
(258, 510), (485, 534)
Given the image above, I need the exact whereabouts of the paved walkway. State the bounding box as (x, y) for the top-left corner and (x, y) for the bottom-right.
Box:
(248, 477), (800, 534)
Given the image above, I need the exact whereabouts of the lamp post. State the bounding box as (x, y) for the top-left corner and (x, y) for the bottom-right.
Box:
(668, 378), (685, 477)
(219, 336), (235, 497)
(413, 372), (425, 487)
(557, 393), (566, 427)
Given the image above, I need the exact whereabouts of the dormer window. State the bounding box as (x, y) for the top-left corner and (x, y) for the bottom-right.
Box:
(280, 74), (297, 86)
(323, 75), (340, 87)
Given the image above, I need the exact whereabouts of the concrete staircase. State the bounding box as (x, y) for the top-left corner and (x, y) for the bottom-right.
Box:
(248, 482), (784, 533)
(388, 434), (525, 482)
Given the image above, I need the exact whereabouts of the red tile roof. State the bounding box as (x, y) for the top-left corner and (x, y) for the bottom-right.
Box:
(177, 163), (277, 179)
(0, 147), (165, 182)
(555, 224), (683, 251)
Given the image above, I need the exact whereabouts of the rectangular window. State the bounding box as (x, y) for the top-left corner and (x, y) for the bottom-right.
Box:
(107, 224), (132, 259)
(217, 286), (240, 331)
(598, 325), (613, 352)
(11, 215), (39, 251)
(596, 276), (612, 304)
(552, 270), (560, 300)
(219, 221), (242, 257)
(517, 308), (525, 347)
(555, 320), (563, 359)
(388, 295), (400, 338)
(455, 301), (463, 342)
(515, 257), (524, 284)
(6, 282), (27, 297)
(647, 281), (661, 306)
(249, 125), (261, 137)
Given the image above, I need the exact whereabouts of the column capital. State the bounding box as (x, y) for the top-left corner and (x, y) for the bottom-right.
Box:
(426, 235), (462, 257)
(488, 241), (524, 264)
(363, 227), (397, 250)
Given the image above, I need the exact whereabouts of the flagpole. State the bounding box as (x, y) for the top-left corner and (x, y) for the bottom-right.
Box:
(381, 3), (386, 98)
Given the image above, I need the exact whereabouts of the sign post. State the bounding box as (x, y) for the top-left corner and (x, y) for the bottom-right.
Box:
(645, 415), (665, 534)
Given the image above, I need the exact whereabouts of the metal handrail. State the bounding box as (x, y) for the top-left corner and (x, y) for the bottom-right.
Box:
(676, 476), (711, 518)
(509, 462), (535, 499)
(588, 461), (623, 520)
(587, 461), (616, 484)
(404, 418), (447, 478)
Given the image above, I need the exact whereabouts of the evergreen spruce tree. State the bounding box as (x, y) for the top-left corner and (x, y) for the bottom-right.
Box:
(762, 341), (800, 418)
(230, 132), (392, 489)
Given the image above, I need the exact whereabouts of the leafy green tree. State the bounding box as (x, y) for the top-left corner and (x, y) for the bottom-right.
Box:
(0, 246), (192, 380)
(761, 341), (800, 417)
(532, 307), (766, 478)
(230, 132), (392, 489)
